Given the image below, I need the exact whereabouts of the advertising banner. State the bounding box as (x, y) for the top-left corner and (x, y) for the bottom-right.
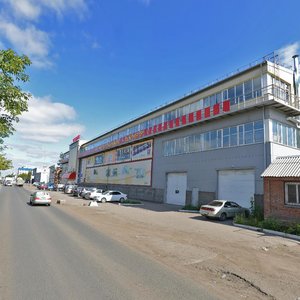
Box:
(85, 159), (151, 186)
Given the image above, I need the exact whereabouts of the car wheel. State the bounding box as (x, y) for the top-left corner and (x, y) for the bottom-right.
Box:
(119, 197), (125, 203)
(101, 198), (106, 203)
(219, 213), (227, 221)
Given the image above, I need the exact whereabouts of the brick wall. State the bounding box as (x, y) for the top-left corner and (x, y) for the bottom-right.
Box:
(264, 177), (300, 222)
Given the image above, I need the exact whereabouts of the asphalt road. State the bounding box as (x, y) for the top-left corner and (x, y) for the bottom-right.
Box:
(0, 186), (218, 300)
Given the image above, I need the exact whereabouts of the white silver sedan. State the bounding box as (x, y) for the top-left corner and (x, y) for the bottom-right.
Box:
(94, 190), (127, 203)
(200, 200), (249, 221)
(30, 191), (52, 206)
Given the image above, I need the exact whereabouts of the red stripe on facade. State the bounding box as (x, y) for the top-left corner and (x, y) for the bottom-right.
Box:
(223, 100), (230, 112)
(213, 103), (220, 115)
(181, 115), (187, 125)
(204, 107), (211, 118)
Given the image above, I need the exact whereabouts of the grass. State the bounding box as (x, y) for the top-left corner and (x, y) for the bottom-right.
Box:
(181, 204), (200, 211)
(234, 205), (300, 236)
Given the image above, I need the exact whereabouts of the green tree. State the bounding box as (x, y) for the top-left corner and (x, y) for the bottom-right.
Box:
(0, 154), (12, 170)
(0, 49), (31, 143)
(0, 49), (31, 170)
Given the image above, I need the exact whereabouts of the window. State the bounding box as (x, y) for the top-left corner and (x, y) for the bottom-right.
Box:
(244, 80), (253, 100)
(238, 125), (244, 145)
(228, 87), (235, 105)
(253, 77), (262, 97)
(223, 128), (230, 148)
(236, 84), (244, 103)
(230, 127), (237, 146)
(254, 120), (264, 143)
(285, 183), (300, 205)
(244, 123), (254, 144)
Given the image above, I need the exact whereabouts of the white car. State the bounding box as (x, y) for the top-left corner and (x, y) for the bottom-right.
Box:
(95, 190), (127, 203)
(30, 191), (51, 206)
(85, 189), (106, 200)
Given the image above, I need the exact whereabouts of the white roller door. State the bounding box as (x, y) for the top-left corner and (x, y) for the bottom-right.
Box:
(218, 170), (255, 208)
(166, 173), (187, 205)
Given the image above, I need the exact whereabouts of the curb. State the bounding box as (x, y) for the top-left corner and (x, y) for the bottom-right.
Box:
(233, 222), (300, 242)
(118, 203), (144, 206)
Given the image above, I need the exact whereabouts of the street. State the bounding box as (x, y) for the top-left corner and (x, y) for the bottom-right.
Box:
(0, 186), (217, 300)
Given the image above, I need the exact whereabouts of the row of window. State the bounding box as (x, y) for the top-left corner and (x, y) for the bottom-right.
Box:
(163, 120), (264, 156)
(82, 73), (293, 153)
(271, 120), (300, 148)
(81, 75), (267, 153)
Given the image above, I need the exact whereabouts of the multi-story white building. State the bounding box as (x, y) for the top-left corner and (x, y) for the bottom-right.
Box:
(66, 54), (300, 209)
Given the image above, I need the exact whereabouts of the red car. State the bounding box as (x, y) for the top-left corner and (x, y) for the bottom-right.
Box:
(38, 183), (48, 190)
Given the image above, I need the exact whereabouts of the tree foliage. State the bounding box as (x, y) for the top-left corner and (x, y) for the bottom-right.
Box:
(0, 49), (31, 143)
(0, 154), (12, 170)
(0, 49), (31, 170)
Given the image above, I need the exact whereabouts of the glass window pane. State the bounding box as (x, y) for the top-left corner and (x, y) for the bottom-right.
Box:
(210, 94), (216, 106)
(204, 97), (210, 107)
(222, 89), (228, 101)
(211, 131), (217, 149)
(204, 132), (210, 150)
(223, 128), (230, 147)
(245, 123), (253, 144)
(230, 127), (238, 146)
(228, 87), (235, 105)
(238, 125), (244, 145)
(216, 92), (222, 104)
(236, 84), (244, 103)
(253, 77), (262, 97)
(217, 130), (222, 148)
(287, 184), (297, 204)
(244, 80), (253, 100)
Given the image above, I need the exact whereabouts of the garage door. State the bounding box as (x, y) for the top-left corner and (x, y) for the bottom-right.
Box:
(218, 170), (255, 208)
(166, 173), (187, 205)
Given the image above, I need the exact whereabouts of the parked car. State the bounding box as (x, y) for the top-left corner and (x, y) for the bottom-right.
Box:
(64, 184), (76, 194)
(55, 183), (65, 191)
(94, 190), (127, 203)
(80, 187), (97, 198)
(30, 191), (51, 206)
(199, 200), (249, 221)
(32, 182), (40, 187)
(47, 183), (54, 191)
(72, 186), (83, 197)
(38, 183), (48, 190)
(85, 189), (105, 200)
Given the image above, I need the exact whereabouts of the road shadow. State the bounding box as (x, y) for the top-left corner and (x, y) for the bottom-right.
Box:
(190, 215), (234, 226)
(113, 201), (183, 212)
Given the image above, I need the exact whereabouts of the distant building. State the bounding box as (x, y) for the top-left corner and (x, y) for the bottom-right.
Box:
(17, 167), (33, 176)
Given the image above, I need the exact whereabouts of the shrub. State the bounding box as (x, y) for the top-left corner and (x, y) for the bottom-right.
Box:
(181, 204), (200, 211)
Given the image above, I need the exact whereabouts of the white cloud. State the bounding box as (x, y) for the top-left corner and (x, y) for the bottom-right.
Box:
(16, 95), (85, 142)
(277, 42), (300, 68)
(6, 0), (41, 21)
(0, 18), (52, 68)
(4, 0), (88, 21)
(0, 0), (89, 68)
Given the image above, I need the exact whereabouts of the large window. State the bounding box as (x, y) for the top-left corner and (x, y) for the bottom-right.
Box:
(163, 120), (264, 156)
(285, 183), (300, 205)
(271, 120), (299, 148)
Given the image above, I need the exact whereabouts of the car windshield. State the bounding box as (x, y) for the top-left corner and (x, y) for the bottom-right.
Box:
(207, 200), (224, 207)
(102, 191), (110, 195)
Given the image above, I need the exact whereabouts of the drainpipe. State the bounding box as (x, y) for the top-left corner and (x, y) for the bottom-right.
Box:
(293, 55), (299, 97)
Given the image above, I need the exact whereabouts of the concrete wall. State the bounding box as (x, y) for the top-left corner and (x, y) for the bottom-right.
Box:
(264, 177), (300, 222)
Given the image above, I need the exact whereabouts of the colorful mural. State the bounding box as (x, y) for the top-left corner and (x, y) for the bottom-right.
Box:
(85, 159), (152, 186)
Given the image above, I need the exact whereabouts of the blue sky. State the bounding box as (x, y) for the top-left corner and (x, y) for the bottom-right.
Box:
(1, 0), (300, 174)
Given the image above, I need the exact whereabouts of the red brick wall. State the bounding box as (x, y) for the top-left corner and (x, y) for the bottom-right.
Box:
(264, 177), (300, 221)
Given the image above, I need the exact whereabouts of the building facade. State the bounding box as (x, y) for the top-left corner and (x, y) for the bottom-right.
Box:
(72, 55), (300, 208)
